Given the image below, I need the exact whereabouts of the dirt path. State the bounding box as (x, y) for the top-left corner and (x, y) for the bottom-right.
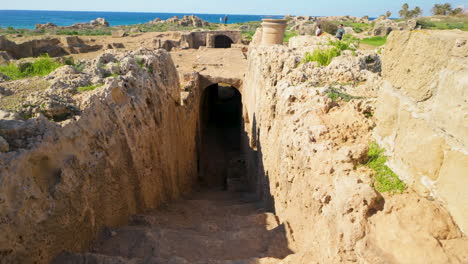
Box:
(52, 189), (294, 264)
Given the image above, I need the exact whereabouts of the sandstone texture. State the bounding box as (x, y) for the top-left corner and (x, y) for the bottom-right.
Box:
(371, 18), (418, 36)
(240, 31), (466, 262)
(375, 30), (468, 233)
(0, 27), (467, 264)
(0, 49), (199, 263)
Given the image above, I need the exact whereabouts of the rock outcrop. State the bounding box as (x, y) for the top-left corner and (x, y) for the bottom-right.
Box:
(35, 18), (110, 30)
(371, 18), (418, 36)
(0, 35), (103, 60)
(0, 35), (67, 59)
(0, 49), (199, 263)
(149, 15), (211, 27)
(375, 30), (468, 233)
(240, 31), (467, 263)
(0, 27), (467, 264)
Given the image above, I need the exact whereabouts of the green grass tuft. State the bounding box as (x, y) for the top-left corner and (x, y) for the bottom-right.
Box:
(301, 39), (357, 67)
(325, 87), (363, 102)
(301, 48), (340, 66)
(77, 84), (102, 92)
(0, 54), (62, 80)
(360, 36), (387, 47)
(283, 31), (298, 42)
(366, 142), (406, 193)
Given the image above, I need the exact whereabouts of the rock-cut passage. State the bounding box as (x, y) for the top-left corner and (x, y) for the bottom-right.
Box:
(214, 35), (234, 48)
(199, 83), (244, 189)
(53, 190), (293, 263)
(52, 83), (294, 263)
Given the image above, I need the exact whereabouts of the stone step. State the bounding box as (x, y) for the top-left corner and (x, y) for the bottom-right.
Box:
(52, 252), (283, 264)
(92, 225), (290, 262)
(130, 210), (279, 232)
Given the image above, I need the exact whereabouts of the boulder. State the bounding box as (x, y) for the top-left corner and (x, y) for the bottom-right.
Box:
(344, 27), (355, 35)
(0, 110), (20, 120)
(112, 30), (128, 38)
(90, 17), (110, 27)
(35, 22), (58, 30)
(0, 51), (13, 65)
(372, 19), (417, 36)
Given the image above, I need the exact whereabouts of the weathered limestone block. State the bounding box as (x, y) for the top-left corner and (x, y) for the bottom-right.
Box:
(0, 50), (199, 264)
(378, 30), (468, 234)
(394, 110), (446, 183)
(437, 151), (468, 233)
(430, 62), (468, 147)
(374, 84), (399, 141)
(383, 31), (465, 102)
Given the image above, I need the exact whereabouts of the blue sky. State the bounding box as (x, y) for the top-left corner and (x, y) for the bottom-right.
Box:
(2, 0), (467, 16)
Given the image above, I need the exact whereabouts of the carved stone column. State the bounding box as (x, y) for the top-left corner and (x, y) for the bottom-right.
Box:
(261, 19), (287, 45)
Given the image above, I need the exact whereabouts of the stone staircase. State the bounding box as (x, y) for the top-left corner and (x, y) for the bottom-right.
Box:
(52, 190), (293, 264)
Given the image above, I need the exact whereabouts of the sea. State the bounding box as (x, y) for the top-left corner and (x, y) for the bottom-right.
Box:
(0, 10), (285, 29)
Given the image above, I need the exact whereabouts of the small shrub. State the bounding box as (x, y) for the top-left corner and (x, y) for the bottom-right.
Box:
(103, 72), (118, 78)
(328, 39), (357, 52)
(74, 62), (86, 72)
(318, 20), (338, 35)
(301, 48), (340, 67)
(366, 142), (406, 193)
(135, 57), (145, 69)
(0, 54), (62, 80)
(325, 87), (363, 102)
(63, 57), (75, 66)
(77, 84), (102, 92)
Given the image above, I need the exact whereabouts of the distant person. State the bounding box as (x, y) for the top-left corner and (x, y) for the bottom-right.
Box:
(336, 24), (345, 40)
(224, 15), (228, 24)
(220, 17), (223, 24)
(315, 25), (322, 36)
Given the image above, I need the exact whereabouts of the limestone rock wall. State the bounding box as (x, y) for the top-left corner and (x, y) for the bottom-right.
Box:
(242, 34), (467, 263)
(0, 50), (199, 263)
(375, 30), (468, 233)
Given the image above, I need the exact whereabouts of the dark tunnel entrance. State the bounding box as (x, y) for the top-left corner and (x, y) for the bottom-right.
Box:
(198, 83), (244, 189)
(214, 35), (234, 48)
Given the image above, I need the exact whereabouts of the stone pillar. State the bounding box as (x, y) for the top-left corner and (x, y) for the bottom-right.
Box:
(261, 19), (287, 45)
(206, 33), (215, 48)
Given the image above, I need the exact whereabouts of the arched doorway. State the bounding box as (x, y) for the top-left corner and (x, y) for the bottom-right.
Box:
(198, 83), (244, 189)
(214, 35), (234, 48)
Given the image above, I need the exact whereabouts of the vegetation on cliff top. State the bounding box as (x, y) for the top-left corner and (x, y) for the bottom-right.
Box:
(366, 142), (406, 193)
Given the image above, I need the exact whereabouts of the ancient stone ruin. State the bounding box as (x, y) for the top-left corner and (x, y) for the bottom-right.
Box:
(0, 17), (467, 264)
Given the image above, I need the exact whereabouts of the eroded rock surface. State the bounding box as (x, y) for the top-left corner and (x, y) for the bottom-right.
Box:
(0, 49), (199, 263)
(241, 32), (467, 263)
(0, 29), (466, 264)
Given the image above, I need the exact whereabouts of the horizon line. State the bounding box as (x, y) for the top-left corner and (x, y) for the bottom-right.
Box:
(0, 9), (293, 17)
